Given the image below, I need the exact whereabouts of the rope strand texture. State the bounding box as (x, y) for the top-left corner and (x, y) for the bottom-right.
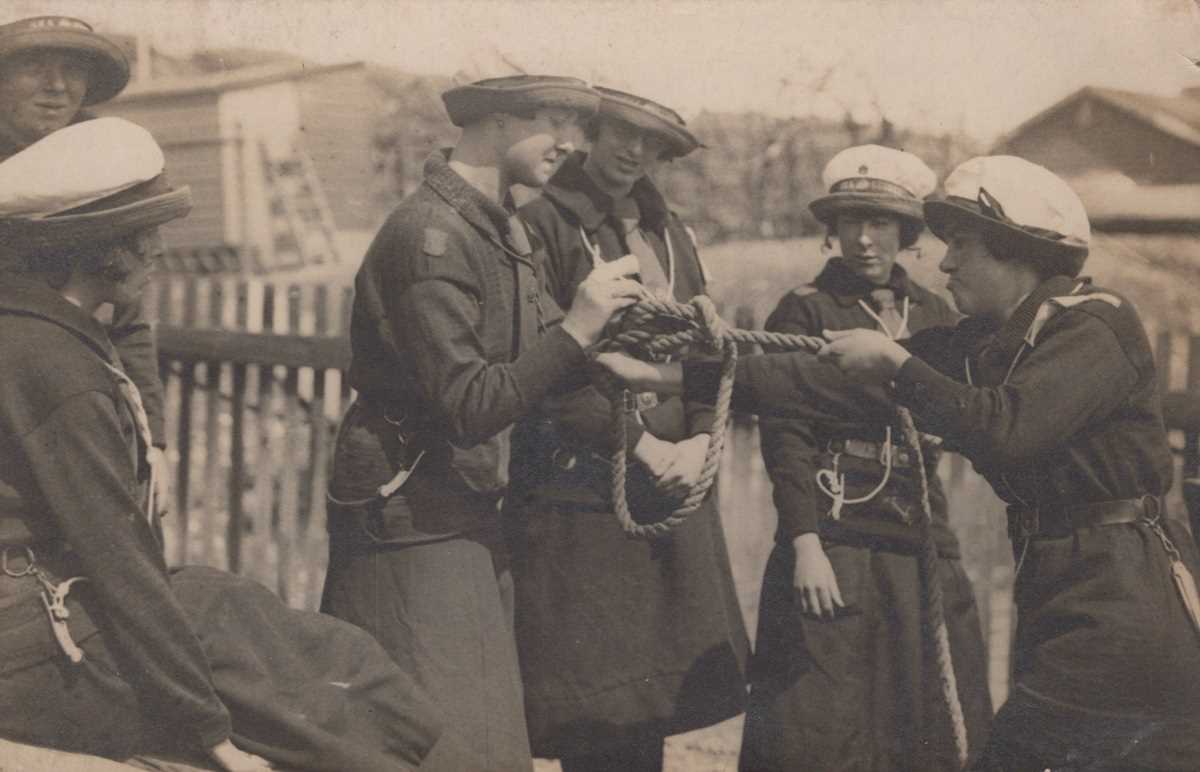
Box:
(598, 294), (969, 767)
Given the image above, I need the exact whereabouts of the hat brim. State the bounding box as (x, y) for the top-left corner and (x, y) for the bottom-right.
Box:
(3, 186), (191, 253)
(442, 82), (600, 127)
(0, 28), (130, 105)
(598, 100), (701, 159)
(809, 192), (924, 226)
(923, 198), (1089, 262)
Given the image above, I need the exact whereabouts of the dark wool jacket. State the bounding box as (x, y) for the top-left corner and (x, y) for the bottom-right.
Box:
(759, 258), (963, 555)
(515, 151), (716, 507)
(345, 151), (586, 519)
(0, 112), (166, 447)
(705, 275), (1172, 513)
(0, 277), (231, 749)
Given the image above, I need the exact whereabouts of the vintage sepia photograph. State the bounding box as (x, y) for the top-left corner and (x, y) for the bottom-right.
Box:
(1, 1), (1198, 770)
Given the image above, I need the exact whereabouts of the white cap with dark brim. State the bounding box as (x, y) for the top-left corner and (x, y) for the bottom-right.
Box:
(924, 155), (1089, 267)
(809, 144), (937, 226)
(0, 116), (190, 254)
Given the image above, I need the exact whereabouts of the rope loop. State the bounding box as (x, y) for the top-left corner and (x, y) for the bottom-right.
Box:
(594, 293), (969, 767)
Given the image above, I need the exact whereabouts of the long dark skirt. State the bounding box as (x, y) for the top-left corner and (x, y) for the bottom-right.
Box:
(505, 494), (749, 760)
(321, 529), (533, 772)
(975, 518), (1200, 771)
(740, 541), (993, 772)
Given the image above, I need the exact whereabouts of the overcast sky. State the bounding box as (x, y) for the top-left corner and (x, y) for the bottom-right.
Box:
(7, 0), (1200, 142)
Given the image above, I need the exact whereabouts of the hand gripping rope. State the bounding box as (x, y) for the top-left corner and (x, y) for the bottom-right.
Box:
(596, 294), (970, 768)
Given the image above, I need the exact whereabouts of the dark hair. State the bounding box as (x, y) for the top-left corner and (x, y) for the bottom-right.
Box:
(12, 231), (147, 286)
(826, 212), (923, 250)
(979, 230), (1086, 280)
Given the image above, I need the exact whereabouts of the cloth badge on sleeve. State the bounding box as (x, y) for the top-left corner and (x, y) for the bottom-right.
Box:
(423, 228), (448, 256)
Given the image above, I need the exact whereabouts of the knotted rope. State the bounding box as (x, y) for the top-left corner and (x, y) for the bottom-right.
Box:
(597, 294), (969, 768)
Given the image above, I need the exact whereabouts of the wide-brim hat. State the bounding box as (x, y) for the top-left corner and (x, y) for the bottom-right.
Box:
(442, 74), (600, 127)
(924, 156), (1089, 270)
(0, 16), (130, 105)
(809, 144), (936, 227)
(593, 86), (702, 159)
(1, 174), (191, 253)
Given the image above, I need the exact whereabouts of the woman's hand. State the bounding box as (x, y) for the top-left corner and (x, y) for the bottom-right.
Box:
(561, 255), (643, 348)
(817, 328), (910, 382)
(792, 533), (844, 619)
(209, 739), (273, 772)
(634, 432), (710, 499)
(593, 353), (683, 395)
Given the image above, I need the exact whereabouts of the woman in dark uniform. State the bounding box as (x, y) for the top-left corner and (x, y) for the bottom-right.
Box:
(600, 155), (1200, 771)
(744, 145), (990, 772)
(0, 118), (484, 771)
(511, 87), (748, 772)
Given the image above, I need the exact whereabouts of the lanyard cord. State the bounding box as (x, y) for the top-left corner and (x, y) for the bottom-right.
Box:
(815, 425), (895, 520)
(856, 295), (910, 340)
(578, 224), (676, 299)
(815, 295), (909, 519)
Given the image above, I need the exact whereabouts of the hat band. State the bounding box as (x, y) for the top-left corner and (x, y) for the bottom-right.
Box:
(830, 177), (914, 199)
(950, 191), (1069, 242)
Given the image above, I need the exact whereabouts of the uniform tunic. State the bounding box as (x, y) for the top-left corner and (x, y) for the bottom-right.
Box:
(0, 278), (481, 770)
(697, 274), (1200, 770)
(511, 152), (748, 760)
(322, 150), (589, 771)
(0, 113), (166, 447)
(741, 258), (991, 772)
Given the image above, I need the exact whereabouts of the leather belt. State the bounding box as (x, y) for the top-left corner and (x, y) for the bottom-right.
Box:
(828, 437), (915, 469)
(1007, 495), (1160, 541)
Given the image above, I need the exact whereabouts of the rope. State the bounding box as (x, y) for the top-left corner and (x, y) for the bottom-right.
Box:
(598, 293), (970, 767)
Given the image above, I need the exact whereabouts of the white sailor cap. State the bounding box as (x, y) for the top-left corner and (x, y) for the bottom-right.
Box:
(0, 117), (190, 254)
(925, 155), (1090, 271)
(0, 117), (164, 217)
(809, 144), (937, 226)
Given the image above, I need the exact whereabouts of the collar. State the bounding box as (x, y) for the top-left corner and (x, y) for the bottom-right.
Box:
(423, 149), (527, 253)
(986, 274), (1083, 365)
(813, 257), (915, 307)
(0, 275), (117, 363)
(542, 151), (670, 233)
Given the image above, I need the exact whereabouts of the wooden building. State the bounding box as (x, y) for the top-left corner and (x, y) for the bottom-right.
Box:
(93, 60), (383, 271)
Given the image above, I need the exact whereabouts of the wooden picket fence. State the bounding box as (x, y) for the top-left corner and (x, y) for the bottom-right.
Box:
(145, 274), (1200, 706)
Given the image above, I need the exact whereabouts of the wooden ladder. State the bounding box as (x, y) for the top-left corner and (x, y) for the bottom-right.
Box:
(260, 139), (341, 270)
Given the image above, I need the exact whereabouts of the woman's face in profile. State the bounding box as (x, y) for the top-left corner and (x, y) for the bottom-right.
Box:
(103, 228), (164, 307)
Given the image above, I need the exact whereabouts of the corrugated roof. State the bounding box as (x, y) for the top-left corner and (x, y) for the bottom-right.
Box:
(997, 85), (1200, 151)
(111, 60), (365, 103)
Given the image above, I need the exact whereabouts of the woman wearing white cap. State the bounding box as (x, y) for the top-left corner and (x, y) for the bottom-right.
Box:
(0, 118), (485, 771)
(741, 145), (991, 771)
(600, 155), (1200, 770)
